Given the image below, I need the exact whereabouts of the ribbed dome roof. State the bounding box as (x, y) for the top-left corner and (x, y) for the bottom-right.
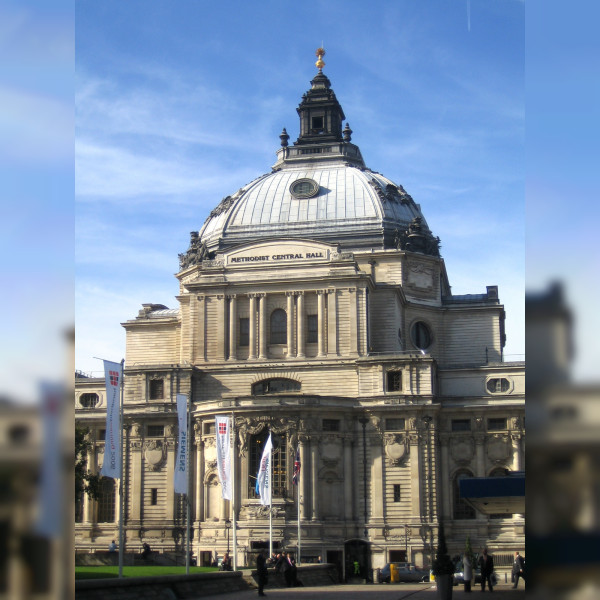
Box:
(199, 163), (427, 251)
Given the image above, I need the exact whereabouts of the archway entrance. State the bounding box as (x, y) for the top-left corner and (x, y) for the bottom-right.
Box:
(344, 539), (371, 582)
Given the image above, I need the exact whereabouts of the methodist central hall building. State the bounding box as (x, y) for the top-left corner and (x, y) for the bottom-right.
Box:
(75, 51), (525, 577)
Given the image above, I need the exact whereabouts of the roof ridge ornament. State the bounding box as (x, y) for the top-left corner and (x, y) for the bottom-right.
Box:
(315, 47), (326, 72)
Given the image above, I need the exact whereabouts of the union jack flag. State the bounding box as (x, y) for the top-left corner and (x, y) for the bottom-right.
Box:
(292, 445), (301, 485)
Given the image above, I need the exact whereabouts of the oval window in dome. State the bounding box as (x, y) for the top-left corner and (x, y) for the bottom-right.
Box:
(290, 178), (319, 199)
(410, 321), (432, 350)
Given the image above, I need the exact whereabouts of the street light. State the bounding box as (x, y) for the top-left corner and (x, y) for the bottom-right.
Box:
(225, 519), (231, 554)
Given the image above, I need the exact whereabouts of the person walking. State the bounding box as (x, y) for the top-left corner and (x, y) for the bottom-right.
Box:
(463, 553), (473, 593)
(512, 551), (525, 589)
(256, 549), (269, 597)
(478, 548), (494, 592)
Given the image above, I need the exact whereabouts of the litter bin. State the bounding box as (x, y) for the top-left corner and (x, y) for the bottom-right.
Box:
(390, 563), (399, 583)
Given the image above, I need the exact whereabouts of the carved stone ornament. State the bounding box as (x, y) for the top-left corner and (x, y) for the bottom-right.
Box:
(165, 424), (175, 438)
(450, 436), (475, 465)
(393, 217), (441, 256)
(131, 423), (143, 437)
(486, 434), (511, 463)
(370, 415), (383, 436)
(143, 440), (166, 471)
(207, 459), (217, 470)
(321, 437), (341, 467)
(384, 433), (409, 466)
(237, 416), (299, 457)
(474, 416), (484, 430)
(406, 263), (434, 291)
(178, 231), (212, 270)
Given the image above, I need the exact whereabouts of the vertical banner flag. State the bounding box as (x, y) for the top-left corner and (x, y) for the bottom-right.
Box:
(174, 394), (188, 494)
(292, 445), (301, 485)
(215, 416), (232, 499)
(256, 433), (272, 506)
(34, 382), (65, 538)
(101, 360), (122, 479)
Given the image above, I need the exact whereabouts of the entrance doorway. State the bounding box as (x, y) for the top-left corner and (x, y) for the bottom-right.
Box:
(326, 550), (343, 582)
(344, 539), (371, 582)
(389, 550), (407, 562)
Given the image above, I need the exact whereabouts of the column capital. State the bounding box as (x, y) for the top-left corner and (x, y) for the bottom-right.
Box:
(316, 289), (327, 296)
(285, 291), (296, 297)
(226, 294), (237, 300)
(197, 295), (205, 302)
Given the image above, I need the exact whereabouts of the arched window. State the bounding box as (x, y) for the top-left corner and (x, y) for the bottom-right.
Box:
(249, 429), (288, 499)
(453, 469), (476, 520)
(252, 378), (300, 395)
(270, 309), (287, 344)
(97, 477), (116, 523)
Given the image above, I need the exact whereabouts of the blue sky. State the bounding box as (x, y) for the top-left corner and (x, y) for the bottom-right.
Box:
(75, 0), (525, 376)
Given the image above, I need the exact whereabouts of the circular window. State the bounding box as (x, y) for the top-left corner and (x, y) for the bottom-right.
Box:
(290, 178), (319, 199)
(410, 321), (432, 350)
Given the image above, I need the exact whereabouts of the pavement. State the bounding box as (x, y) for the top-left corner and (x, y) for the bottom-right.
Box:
(201, 581), (527, 600)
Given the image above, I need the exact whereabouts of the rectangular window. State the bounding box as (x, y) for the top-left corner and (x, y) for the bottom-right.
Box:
(239, 317), (249, 346)
(322, 419), (340, 432)
(386, 370), (402, 392)
(488, 417), (507, 431)
(311, 116), (324, 130)
(147, 425), (164, 437)
(151, 488), (158, 505)
(307, 314), (318, 343)
(393, 484), (401, 502)
(204, 422), (215, 435)
(98, 429), (106, 441)
(451, 419), (471, 432)
(149, 378), (164, 400)
(386, 418), (406, 430)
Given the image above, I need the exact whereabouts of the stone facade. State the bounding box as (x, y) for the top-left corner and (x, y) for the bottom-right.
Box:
(75, 56), (524, 577)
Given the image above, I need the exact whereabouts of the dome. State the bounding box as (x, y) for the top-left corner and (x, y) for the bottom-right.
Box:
(199, 164), (427, 251)
(187, 62), (440, 263)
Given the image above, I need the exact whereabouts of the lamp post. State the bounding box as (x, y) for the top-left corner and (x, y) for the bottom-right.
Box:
(225, 519), (231, 554)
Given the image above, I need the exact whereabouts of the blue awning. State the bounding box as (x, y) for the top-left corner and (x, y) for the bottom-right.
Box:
(459, 473), (524, 514)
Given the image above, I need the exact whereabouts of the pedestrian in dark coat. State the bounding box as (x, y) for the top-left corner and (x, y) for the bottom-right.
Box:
(478, 548), (494, 592)
(512, 551), (525, 588)
(256, 550), (268, 596)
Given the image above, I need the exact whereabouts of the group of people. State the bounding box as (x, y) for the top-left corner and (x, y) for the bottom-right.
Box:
(460, 548), (525, 592)
(255, 549), (300, 596)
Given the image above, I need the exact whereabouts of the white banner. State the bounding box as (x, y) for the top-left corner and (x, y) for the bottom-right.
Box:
(174, 394), (188, 494)
(256, 433), (272, 506)
(34, 382), (64, 538)
(100, 360), (122, 479)
(215, 416), (231, 499)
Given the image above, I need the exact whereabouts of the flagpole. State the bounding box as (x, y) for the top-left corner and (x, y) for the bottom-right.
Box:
(118, 358), (125, 578)
(269, 429), (273, 558)
(231, 412), (237, 570)
(297, 481), (301, 565)
(185, 392), (191, 574)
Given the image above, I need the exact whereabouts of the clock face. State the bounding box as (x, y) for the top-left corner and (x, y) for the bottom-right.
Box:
(290, 178), (319, 199)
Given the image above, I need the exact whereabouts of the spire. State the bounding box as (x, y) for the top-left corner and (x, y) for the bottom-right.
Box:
(315, 47), (325, 72)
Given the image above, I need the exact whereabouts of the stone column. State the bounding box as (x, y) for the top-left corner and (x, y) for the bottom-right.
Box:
(310, 437), (319, 520)
(371, 435), (384, 520)
(84, 442), (96, 523)
(216, 295), (227, 361)
(286, 292), (295, 358)
(317, 290), (326, 357)
(197, 296), (206, 362)
(258, 294), (267, 359)
(166, 426), (176, 521)
(408, 430), (422, 519)
(343, 436), (354, 520)
(511, 432), (523, 471)
(474, 433), (487, 522)
(195, 427), (204, 522)
(296, 292), (305, 358)
(349, 288), (359, 356)
(327, 288), (338, 357)
(130, 424), (143, 523)
(439, 434), (451, 521)
(228, 295), (237, 361)
(248, 295), (257, 360)
(299, 436), (308, 520)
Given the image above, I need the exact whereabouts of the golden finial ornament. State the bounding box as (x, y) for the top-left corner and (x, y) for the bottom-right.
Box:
(315, 47), (326, 71)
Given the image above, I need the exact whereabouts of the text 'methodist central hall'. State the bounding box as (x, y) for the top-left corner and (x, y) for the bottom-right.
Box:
(75, 49), (524, 577)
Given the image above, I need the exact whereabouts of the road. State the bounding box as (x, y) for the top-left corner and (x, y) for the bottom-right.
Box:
(207, 581), (526, 600)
